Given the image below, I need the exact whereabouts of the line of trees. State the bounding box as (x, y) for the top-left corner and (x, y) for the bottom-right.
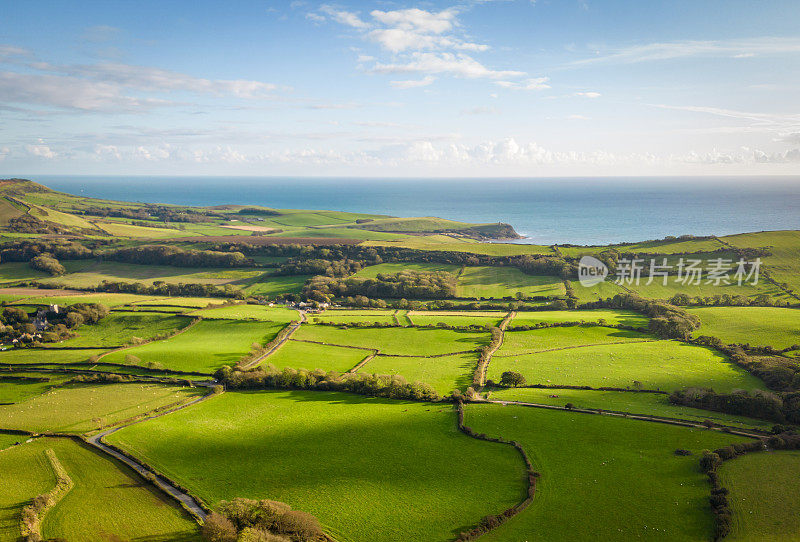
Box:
(580, 293), (700, 339)
(29, 253), (65, 276)
(303, 271), (458, 302)
(0, 240), (93, 262)
(69, 280), (245, 299)
(669, 387), (800, 424)
(107, 245), (253, 268)
(215, 365), (440, 402)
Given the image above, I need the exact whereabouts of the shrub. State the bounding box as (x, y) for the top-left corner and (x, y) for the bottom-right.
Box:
(202, 512), (238, 542)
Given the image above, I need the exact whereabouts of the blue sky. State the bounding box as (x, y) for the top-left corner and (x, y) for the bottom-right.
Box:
(1, 0), (799, 176)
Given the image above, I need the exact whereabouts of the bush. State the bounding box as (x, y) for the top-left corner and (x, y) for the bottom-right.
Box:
(207, 499), (322, 542)
(29, 253), (66, 276)
(202, 512), (238, 542)
(500, 371), (526, 387)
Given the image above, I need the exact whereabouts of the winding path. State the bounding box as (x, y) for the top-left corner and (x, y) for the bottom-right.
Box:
(85, 385), (219, 522)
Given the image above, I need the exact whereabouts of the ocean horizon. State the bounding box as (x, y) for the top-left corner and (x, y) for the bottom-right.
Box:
(29, 175), (800, 246)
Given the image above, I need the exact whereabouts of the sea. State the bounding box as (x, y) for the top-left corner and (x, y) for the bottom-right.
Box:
(33, 175), (800, 246)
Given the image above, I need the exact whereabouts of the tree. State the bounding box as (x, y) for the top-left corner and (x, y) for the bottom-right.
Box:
(202, 513), (238, 542)
(500, 371), (526, 387)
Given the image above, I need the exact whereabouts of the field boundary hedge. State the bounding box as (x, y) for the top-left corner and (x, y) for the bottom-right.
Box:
(473, 312), (513, 387)
(348, 351), (378, 373)
(20, 448), (74, 541)
(237, 320), (301, 370)
(700, 431), (800, 540)
(454, 401), (538, 541)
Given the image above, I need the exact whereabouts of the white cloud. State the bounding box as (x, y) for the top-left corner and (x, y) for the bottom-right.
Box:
(319, 6), (369, 29)
(370, 8), (457, 34)
(390, 76), (435, 89)
(373, 52), (524, 79)
(568, 114), (590, 120)
(575, 91), (601, 98)
(495, 76), (550, 90)
(571, 37), (800, 66)
(0, 147), (8, 161)
(25, 141), (57, 159)
(305, 12), (326, 23)
(651, 104), (800, 127)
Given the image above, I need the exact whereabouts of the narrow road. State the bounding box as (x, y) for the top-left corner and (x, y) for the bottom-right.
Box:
(241, 310), (306, 370)
(485, 399), (763, 438)
(85, 385), (219, 522)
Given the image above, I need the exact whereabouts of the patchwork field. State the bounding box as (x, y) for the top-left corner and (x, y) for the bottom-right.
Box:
(106, 390), (528, 542)
(40, 438), (202, 541)
(36, 261), (263, 288)
(688, 306), (800, 349)
(464, 403), (750, 541)
(487, 339), (764, 392)
(101, 319), (287, 373)
(189, 303), (300, 322)
(719, 450), (800, 541)
(0, 382), (203, 434)
(722, 230), (800, 294)
(0, 373), (73, 403)
(486, 387), (773, 430)
(456, 267), (566, 298)
(241, 274), (310, 297)
(266, 339), (370, 372)
(360, 352), (477, 394)
(293, 325), (489, 356)
(352, 262), (460, 278)
(55, 312), (193, 347)
(496, 326), (654, 356)
(407, 310), (506, 327)
(309, 309), (398, 325)
(511, 309), (648, 327)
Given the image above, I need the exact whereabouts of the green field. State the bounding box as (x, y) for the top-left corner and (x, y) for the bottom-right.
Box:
(242, 274), (310, 297)
(407, 310), (505, 327)
(570, 279), (628, 303)
(0, 373), (73, 403)
(486, 387), (773, 430)
(351, 262), (460, 278)
(688, 306), (800, 349)
(294, 325), (488, 356)
(0, 348), (101, 367)
(266, 339), (370, 372)
(360, 352), (476, 394)
(511, 309), (648, 327)
(14, 291), (167, 307)
(465, 403), (749, 541)
(101, 319), (287, 373)
(130, 296), (224, 308)
(722, 230), (800, 294)
(624, 278), (789, 301)
(363, 238), (556, 256)
(720, 450), (800, 541)
(106, 390), (527, 542)
(0, 382), (203, 433)
(309, 309), (398, 325)
(497, 326), (654, 356)
(0, 262), (49, 283)
(0, 436), (56, 539)
(189, 303), (300, 322)
(487, 339), (764, 392)
(457, 267), (566, 299)
(56, 312), (193, 348)
(36, 260), (264, 289)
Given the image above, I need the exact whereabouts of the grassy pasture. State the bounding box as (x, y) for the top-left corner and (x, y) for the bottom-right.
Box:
(0, 437), (201, 541)
(487, 340), (764, 392)
(242, 274), (310, 297)
(309, 309), (397, 325)
(94, 221), (197, 238)
(37, 261), (262, 289)
(55, 313), (192, 348)
(456, 267), (566, 299)
(570, 279), (628, 302)
(102, 319), (286, 373)
(624, 278), (789, 301)
(511, 309), (648, 327)
(722, 230), (800, 293)
(362, 237), (556, 255)
(720, 450), (800, 541)
(189, 304), (299, 322)
(0, 383), (203, 433)
(360, 353), (476, 394)
(0, 348), (101, 367)
(41, 438), (201, 541)
(557, 237), (727, 257)
(407, 310), (505, 327)
(486, 387), (773, 430)
(0, 262), (49, 284)
(131, 296), (223, 308)
(465, 403), (749, 542)
(266, 340), (369, 372)
(497, 326), (654, 357)
(14, 292), (167, 307)
(0, 197), (24, 225)
(0, 373), (73, 403)
(106, 390), (527, 542)
(0, 431), (28, 450)
(25, 202), (97, 229)
(688, 306), (800, 349)
(351, 262), (460, 278)
(0, 437), (56, 539)
(294, 325), (488, 356)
